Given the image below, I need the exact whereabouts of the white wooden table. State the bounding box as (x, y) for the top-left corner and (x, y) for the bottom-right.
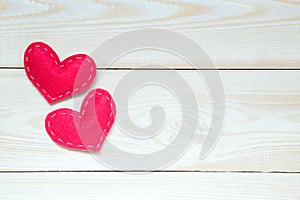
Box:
(0, 0), (299, 199)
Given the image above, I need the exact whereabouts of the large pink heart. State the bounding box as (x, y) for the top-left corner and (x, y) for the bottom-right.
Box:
(24, 42), (96, 104)
(45, 89), (116, 152)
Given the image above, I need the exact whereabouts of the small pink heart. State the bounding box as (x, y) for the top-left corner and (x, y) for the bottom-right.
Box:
(24, 42), (96, 104)
(45, 89), (116, 152)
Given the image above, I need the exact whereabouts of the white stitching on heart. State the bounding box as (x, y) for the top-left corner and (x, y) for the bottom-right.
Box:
(25, 44), (95, 102)
(50, 130), (55, 136)
(47, 91), (114, 150)
(67, 142), (73, 146)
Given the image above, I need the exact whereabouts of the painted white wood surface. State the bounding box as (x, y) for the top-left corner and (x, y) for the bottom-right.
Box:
(0, 0), (300, 68)
(1, 1), (299, 198)
(1, 172), (299, 200)
(0, 69), (299, 171)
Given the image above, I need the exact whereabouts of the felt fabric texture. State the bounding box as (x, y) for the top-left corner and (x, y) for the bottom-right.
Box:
(45, 89), (116, 152)
(24, 42), (96, 104)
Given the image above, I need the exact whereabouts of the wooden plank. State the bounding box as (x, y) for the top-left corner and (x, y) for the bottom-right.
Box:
(0, 172), (299, 199)
(0, 69), (300, 171)
(0, 0), (300, 69)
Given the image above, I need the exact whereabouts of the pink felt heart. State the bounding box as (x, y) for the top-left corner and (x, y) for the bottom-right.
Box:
(24, 42), (96, 104)
(45, 89), (116, 152)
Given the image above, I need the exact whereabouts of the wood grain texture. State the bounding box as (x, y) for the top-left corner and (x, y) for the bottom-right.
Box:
(0, 0), (300, 68)
(0, 69), (300, 171)
(0, 172), (299, 199)
(1, 1), (298, 198)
